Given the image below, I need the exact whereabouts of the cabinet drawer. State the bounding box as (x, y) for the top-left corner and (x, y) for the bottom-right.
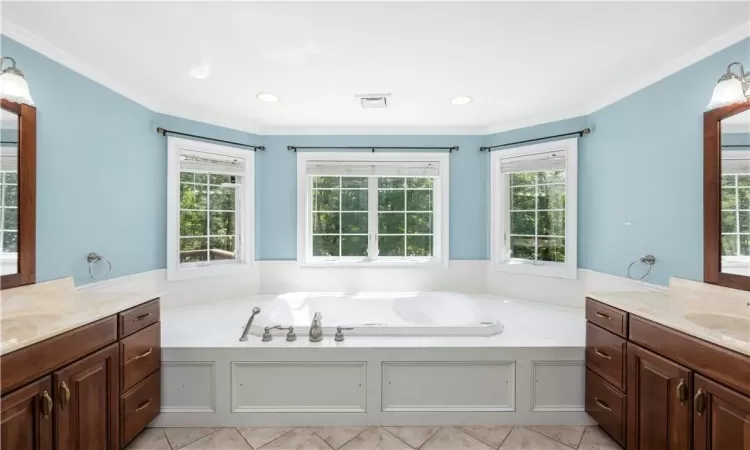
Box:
(585, 368), (626, 447)
(121, 369), (161, 448)
(120, 322), (161, 392)
(586, 298), (628, 338)
(586, 322), (626, 391)
(119, 299), (160, 339)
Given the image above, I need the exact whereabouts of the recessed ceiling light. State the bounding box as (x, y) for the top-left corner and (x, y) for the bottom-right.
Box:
(188, 63), (211, 80)
(451, 95), (473, 105)
(257, 92), (280, 103)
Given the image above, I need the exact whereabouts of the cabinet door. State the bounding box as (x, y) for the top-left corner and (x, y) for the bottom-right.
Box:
(626, 342), (691, 450)
(0, 376), (53, 450)
(694, 374), (750, 450)
(54, 343), (119, 450)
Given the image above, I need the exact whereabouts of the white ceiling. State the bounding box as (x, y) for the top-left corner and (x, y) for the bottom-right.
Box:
(2, 1), (749, 135)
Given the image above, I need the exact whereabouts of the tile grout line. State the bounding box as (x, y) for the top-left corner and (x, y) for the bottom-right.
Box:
(254, 427), (298, 450)
(522, 426), (578, 450)
(235, 427), (257, 450)
(495, 425), (515, 449)
(312, 427), (371, 450)
(309, 429), (337, 450)
(415, 426), (443, 450)
(457, 425), (511, 449)
(168, 428), (222, 450)
(576, 427), (588, 449)
(381, 426), (426, 449)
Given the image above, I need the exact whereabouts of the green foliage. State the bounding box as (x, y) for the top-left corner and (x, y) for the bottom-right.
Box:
(406, 213), (432, 234)
(313, 235), (339, 256)
(341, 190), (367, 211)
(379, 236), (405, 256)
(313, 213), (339, 234)
(739, 175), (750, 187)
(407, 190), (432, 211)
(723, 211), (737, 233)
(722, 175), (735, 186)
(342, 213), (367, 233)
(3, 207), (16, 230)
(379, 213), (405, 234)
(722, 188), (737, 209)
(722, 235), (738, 256)
(341, 235), (367, 256)
(510, 212), (535, 235)
(378, 190), (405, 211)
(539, 211), (565, 236)
(3, 185), (17, 207)
(538, 237), (565, 262)
(313, 190), (339, 211)
(510, 236), (534, 260)
(510, 187), (535, 210)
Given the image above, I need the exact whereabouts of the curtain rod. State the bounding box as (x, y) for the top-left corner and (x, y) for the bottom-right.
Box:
(287, 145), (459, 153)
(156, 127), (265, 151)
(723, 144), (750, 148)
(479, 128), (591, 152)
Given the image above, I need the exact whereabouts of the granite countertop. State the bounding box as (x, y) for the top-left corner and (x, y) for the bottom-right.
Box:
(587, 278), (750, 357)
(1, 278), (162, 355)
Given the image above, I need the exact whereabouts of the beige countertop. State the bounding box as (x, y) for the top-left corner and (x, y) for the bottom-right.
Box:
(587, 278), (750, 357)
(1, 278), (162, 355)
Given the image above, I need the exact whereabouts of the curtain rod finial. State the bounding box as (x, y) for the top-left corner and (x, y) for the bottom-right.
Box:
(156, 127), (166, 135)
(256, 146), (265, 152)
(479, 146), (489, 152)
(450, 146), (459, 152)
(581, 128), (591, 136)
(287, 146), (297, 152)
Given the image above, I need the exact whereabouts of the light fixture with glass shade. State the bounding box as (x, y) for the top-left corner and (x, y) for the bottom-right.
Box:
(707, 62), (749, 110)
(0, 57), (34, 105)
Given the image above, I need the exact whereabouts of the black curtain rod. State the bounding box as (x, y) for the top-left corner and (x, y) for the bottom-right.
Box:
(723, 144), (750, 148)
(0, 141), (17, 144)
(479, 128), (591, 152)
(156, 127), (265, 151)
(287, 145), (458, 153)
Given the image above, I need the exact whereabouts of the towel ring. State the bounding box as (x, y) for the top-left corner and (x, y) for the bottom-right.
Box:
(87, 253), (112, 281)
(627, 255), (656, 280)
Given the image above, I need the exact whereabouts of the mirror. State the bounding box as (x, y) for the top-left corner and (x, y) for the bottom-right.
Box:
(0, 108), (19, 276)
(720, 109), (750, 277)
(704, 101), (750, 291)
(0, 99), (36, 290)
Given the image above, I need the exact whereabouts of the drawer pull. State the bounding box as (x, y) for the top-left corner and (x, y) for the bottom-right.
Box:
(40, 390), (53, 419)
(131, 348), (153, 362)
(676, 378), (688, 405)
(695, 389), (706, 416)
(594, 398), (612, 412)
(134, 312), (152, 322)
(59, 382), (70, 408)
(595, 312), (612, 320)
(594, 349), (611, 360)
(135, 399), (152, 412)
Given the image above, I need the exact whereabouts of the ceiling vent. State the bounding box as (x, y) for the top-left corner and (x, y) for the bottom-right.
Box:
(357, 94), (390, 109)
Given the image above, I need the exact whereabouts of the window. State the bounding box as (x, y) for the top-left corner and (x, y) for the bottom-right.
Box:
(720, 153), (750, 275)
(490, 137), (578, 279)
(167, 137), (254, 280)
(297, 152), (449, 266)
(0, 146), (17, 276)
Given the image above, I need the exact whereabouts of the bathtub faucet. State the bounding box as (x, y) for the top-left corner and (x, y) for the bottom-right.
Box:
(309, 312), (323, 342)
(239, 307), (261, 342)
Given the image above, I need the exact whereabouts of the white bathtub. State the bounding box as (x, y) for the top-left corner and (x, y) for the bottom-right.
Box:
(248, 291), (504, 337)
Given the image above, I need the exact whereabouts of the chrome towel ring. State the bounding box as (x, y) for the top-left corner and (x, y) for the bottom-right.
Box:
(627, 254), (656, 280)
(87, 253), (112, 281)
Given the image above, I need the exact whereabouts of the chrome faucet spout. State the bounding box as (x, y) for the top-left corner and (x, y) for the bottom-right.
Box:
(239, 307), (261, 342)
(309, 312), (323, 342)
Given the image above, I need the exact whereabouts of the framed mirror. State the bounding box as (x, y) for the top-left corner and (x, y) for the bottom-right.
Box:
(0, 99), (36, 290)
(704, 101), (750, 291)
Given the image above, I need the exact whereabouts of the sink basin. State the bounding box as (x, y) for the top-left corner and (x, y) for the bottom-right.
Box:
(683, 312), (749, 341)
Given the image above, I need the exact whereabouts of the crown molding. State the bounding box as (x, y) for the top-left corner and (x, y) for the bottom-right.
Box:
(484, 106), (588, 135)
(583, 20), (750, 115)
(255, 125), (488, 136)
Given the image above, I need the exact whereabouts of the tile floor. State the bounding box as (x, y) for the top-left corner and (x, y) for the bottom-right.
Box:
(126, 425), (620, 450)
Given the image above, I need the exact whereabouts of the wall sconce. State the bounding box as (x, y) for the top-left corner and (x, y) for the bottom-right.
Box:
(707, 62), (749, 110)
(0, 56), (34, 105)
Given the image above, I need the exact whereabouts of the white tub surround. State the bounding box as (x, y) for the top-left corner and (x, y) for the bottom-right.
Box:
(247, 292), (503, 338)
(156, 293), (590, 427)
(587, 277), (750, 356)
(0, 277), (162, 355)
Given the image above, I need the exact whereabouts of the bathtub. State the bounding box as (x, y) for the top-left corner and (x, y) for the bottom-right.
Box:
(247, 291), (504, 337)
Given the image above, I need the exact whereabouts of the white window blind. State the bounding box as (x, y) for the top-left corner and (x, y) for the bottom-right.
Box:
(305, 161), (440, 177)
(722, 157), (750, 175)
(499, 150), (566, 173)
(180, 149), (246, 175)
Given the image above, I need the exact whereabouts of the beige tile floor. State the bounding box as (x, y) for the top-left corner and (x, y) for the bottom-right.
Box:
(126, 425), (620, 450)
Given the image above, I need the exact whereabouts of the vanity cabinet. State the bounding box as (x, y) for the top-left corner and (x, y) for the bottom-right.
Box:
(585, 297), (750, 450)
(0, 298), (161, 450)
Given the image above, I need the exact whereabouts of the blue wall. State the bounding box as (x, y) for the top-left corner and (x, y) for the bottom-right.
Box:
(581, 38), (750, 285)
(5, 32), (750, 286)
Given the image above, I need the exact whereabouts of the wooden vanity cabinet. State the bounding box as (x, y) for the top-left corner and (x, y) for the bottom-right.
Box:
(585, 297), (750, 450)
(0, 298), (160, 450)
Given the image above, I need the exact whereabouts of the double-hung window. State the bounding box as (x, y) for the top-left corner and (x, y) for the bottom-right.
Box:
(297, 152), (449, 266)
(167, 137), (254, 280)
(720, 152), (750, 275)
(0, 147), (17, 276)
(490, 137), (577, 279)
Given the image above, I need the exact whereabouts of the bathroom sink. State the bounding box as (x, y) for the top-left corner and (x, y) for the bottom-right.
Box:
(683, 312), (749, 341)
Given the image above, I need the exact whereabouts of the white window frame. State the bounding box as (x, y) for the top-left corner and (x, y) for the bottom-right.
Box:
(490, 137), (578, 279)
(167, 137), (255, 281)
(296, 152), (449, 268)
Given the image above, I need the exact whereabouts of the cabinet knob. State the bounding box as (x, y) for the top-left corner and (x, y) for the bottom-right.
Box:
(40, 391), (53, 419)
(694, 388), (706, 416)
(676, 378), (688, 405)
(59, 382), (71, 408)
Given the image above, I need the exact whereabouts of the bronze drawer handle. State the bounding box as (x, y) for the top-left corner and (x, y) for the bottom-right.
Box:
(131, 348), (153, 362)
(59, 382), (71, 408)
(594, 398), (612, 411)
(676, 378), (688, 405)
(595, 312), (612, 320)
(134, 312), (152, 322)
(135, 399), (151, 412)
(695, 389), (706, 416)
(594, 349), (611, 360)
(40, 390), (53, 419)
